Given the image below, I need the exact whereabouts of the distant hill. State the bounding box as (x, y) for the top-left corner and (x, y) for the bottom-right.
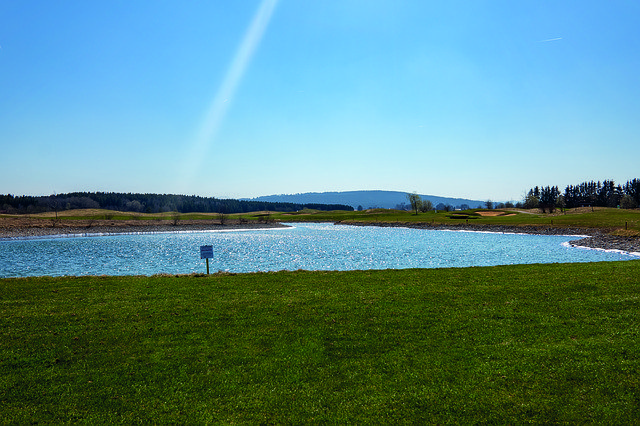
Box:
(245, 190), (486, 210)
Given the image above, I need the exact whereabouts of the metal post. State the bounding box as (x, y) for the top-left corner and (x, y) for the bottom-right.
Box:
(200, 245), (213, 275)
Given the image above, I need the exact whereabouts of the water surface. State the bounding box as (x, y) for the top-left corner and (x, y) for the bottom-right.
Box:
(0, 223), (636, 278)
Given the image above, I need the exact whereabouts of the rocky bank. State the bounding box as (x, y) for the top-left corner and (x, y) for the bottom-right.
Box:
(335, 220), (640, 255)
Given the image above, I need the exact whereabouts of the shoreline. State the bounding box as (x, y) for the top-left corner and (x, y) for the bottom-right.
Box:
(333, 220), (640, 255)
(0, 219), (287, 240)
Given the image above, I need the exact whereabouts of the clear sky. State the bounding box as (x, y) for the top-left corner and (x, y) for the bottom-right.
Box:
(1, 1), (639, 202)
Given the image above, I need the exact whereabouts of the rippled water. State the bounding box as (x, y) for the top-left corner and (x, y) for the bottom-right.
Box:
(0, 223), (637, 277)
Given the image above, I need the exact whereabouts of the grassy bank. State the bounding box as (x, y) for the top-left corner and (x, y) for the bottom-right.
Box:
(3, 207), (640, 234)
(276, 207), (640, 234)
(2, 261), (639, 424)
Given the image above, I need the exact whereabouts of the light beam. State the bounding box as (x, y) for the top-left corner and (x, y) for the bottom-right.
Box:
(178, 0), (279, 190)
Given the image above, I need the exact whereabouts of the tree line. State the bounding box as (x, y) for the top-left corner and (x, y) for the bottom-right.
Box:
(0, 192), (354, 215)
(523, 178), (640, 212)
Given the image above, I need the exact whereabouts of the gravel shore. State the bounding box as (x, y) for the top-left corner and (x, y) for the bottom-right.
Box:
(335, 220), (640, 255)
(0, 219), (287, 240)
(566, 235), (640, 254)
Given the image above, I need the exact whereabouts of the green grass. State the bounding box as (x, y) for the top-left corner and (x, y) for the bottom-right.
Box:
(275, 207), (640, 233)
(2, 262), (639, 424)
(4, 207), (640, 234)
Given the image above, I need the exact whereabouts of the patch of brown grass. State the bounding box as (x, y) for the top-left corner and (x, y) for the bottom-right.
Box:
(610, 229), (640, 237)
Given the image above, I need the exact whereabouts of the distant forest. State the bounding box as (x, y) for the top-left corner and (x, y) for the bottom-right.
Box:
(0, 192), (354, 215)
(523, 178), (640, 212)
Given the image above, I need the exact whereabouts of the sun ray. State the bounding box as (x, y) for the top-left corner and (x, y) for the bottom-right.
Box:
(177, 0), (279, 191)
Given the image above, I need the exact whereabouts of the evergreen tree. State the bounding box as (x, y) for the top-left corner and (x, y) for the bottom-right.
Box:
(539, 186), (560, 213)
(523, 189), (539, 209)
(624, 178), (640, 206)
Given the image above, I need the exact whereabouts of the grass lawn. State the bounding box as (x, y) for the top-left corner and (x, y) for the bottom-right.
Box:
(2, 261), (639, 424)
(275, 207), (640, 234)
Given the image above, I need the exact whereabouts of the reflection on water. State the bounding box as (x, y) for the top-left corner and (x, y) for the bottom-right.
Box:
(0, 223), (636, 278)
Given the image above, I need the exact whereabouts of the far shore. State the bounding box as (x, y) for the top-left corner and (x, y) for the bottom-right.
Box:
(0, 217), (287, 240)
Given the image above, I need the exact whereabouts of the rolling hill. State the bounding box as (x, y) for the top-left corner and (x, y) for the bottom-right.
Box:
(244, 190), (487, 210)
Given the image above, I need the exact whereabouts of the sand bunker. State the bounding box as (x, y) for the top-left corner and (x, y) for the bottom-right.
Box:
(475, 211), (516, 217)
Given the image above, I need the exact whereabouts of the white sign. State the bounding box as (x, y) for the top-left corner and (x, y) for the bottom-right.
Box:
(200, 245), (213, 259)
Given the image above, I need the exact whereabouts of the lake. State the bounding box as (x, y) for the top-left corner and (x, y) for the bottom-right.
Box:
(0, 222), (637, 278)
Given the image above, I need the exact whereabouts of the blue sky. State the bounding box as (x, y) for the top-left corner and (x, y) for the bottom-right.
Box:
(1, 1), (639, 202)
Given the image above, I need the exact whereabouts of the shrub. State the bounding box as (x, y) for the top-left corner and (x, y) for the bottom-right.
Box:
(620, 194), (638, 209)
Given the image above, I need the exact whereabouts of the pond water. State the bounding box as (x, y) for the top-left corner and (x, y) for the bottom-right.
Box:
(0, 222), (637, 278)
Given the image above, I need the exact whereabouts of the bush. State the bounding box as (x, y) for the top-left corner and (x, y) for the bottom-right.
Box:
(419, 199), (433, 213)
(620, 195), (638, 209)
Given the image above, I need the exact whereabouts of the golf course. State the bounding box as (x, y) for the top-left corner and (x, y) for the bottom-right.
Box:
(1, 207), (639, 424)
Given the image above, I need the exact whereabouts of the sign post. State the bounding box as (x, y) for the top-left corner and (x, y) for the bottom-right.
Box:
(200, 245), (213, 274)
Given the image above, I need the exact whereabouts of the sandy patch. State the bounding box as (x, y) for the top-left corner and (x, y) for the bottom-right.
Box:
(475, 211), (503, 217)
(474, 211), (517, 217)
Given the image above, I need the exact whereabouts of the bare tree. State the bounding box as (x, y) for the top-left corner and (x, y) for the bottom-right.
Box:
(171, 211), (180, 226)
(49, 194), (59, 220)
(407, 193), (421, 215)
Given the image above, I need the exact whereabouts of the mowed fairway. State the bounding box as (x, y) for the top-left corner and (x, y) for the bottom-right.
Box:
(2, 261), (639, 424)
